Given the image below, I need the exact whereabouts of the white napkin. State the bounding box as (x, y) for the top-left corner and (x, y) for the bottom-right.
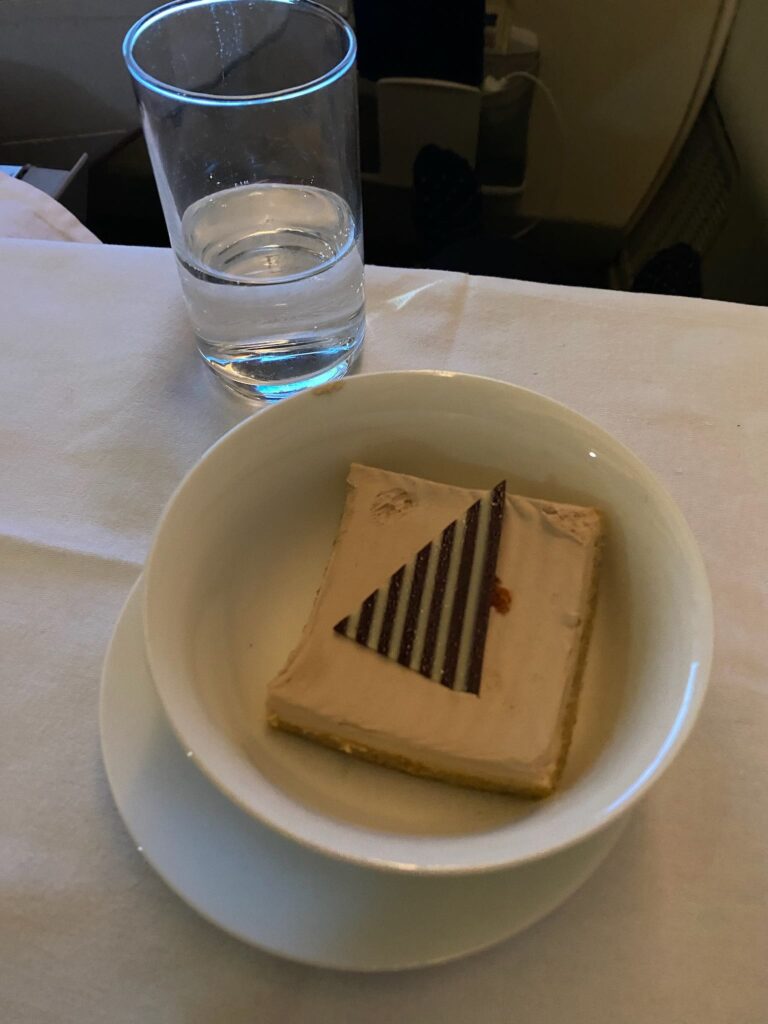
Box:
(0, 172), (99, 243)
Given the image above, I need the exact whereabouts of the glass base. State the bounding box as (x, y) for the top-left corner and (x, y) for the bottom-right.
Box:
(197, 322), (365, 402)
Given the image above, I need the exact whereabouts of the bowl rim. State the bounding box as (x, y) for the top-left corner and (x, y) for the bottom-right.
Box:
(143, 369), (714, 875)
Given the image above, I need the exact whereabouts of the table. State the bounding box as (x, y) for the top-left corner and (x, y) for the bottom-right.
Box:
(1, 238), (766, 1023)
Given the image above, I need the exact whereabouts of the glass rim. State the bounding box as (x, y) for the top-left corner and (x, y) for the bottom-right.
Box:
(123, 0), (356, 107)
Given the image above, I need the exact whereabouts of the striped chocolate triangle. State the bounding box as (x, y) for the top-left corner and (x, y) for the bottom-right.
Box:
(333, 481), (506, 695)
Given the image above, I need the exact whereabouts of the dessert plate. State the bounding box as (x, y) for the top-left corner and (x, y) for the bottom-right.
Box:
(100, 579), (625, 971)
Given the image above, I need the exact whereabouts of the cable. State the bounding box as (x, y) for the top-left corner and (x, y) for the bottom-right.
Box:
(482, 69), (566, 240)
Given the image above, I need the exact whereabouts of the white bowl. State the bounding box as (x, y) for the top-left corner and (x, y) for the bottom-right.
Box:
(143, 371), (712, 874)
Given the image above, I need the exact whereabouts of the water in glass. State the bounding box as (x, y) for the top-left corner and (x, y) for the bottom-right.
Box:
(177, 182), (365, 397)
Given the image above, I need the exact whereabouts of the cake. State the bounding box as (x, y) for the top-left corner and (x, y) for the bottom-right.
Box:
(266, 464), (604, 797)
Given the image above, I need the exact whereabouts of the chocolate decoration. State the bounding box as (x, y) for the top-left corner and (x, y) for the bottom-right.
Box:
(334, 481), (506, 695)
(377, 565), (405, 655)
(465, 481), (506, 694)
(397, 543), (431, 667)
(440, 498), (481, 688)
(355, 591), (378, 644)
(419, 521), (456, 677)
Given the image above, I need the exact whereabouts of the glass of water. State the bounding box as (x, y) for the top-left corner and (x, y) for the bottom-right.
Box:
(124, 0), (364, 400)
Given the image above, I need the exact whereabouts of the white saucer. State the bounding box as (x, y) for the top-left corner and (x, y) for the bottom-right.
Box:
(100, 579), (625, 972)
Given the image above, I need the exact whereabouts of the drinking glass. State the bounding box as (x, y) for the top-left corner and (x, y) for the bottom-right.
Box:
(124, 0), (365, 400)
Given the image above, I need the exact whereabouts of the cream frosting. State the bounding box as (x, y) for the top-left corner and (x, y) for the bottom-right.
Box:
(266, 465), (603, 794)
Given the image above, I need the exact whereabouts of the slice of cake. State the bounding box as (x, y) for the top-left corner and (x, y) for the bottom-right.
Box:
(266, 464), (604, 797)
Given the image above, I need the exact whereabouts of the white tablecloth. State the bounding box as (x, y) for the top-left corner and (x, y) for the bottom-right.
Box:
(1, 238), (766, 1023)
